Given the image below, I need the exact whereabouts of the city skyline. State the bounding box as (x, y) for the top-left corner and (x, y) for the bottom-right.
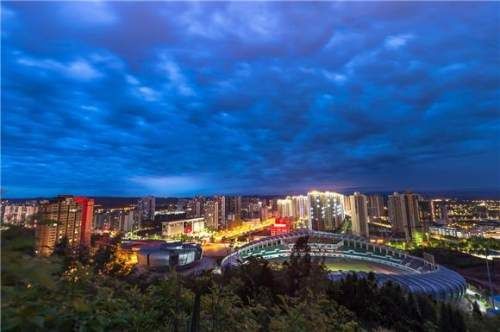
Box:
(2, 2), (500, 197)
(2, 2), (499, 329)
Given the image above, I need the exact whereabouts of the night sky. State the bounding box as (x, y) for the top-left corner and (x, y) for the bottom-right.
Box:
(2, 2), (499, 197)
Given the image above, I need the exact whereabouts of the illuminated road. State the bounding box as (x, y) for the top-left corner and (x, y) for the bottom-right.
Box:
(212, 218), (274, 242)
(369, 221), (392, 229)
(202, 243), (231, 257)
(124, 227), (157, 240)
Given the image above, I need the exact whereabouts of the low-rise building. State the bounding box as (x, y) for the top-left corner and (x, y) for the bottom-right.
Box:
(161, 217), (205, 237)
(119, 240), (202, 269)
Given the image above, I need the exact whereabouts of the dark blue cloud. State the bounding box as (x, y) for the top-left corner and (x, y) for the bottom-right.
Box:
(1, 2), (499, 197)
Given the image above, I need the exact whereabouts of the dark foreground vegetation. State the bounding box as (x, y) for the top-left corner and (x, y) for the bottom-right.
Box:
(2, 227), (499, 331)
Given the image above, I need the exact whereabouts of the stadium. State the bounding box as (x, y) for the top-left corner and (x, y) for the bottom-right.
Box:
(119, 240), (203, 269)
(221, 230), (467, 301)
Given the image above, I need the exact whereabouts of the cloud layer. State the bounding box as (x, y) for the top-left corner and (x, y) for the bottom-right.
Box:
(2, 2), (499, 197)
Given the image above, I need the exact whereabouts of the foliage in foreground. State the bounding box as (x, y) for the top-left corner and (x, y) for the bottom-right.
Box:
(2, 226), (499, 332)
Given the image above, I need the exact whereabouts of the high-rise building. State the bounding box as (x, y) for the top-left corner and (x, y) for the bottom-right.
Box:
(226, 196), (242, 219)
(187, 197), (204, 218)
(349, 192), (369, 238)
(430, 199), (450, 224)
(367, 195), (385, 220)
(36, 221), (58, 257)
(93, 209), (107, 230)
(74, 197), (94, 247)
(278, 196), (309, 220)
(203, 200), (219, 230)
(1, 203), (39, 226)
(291, 195), (309, 220)
(244, 200), (263, 220)
(269, 199), (278, 215)
(109, 211), (121, 231)
(137, 196), (155, 222)
(218, 196), (226, 229)
(35, 196), (94, 256)
(221, 196), (242, 228)
(195, 201), (202, 218)
(418, 199), (433, 231)
(277, 198), (293, 218)
(388, 193), (407, 238)
(236, 196), (242, 218)
(343, 195), (352, 215)
(260, 205), (269, 221)
(388, 192), (420, 240)
(439, 204), (449, 225)
(307, 191), (345, 231)
(102, 209), (135, 233)
(120, 210), (135, 232)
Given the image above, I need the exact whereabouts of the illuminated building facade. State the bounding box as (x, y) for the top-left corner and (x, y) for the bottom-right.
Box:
(343, 195), (352, 215)
(270, 217), (293, 236)
(243, 199), (263, 220)
(1, 203), (38, 226)
(187, 197), (204, 218)
(388, 193), (406, 238)
(260, 205), (269, 221)
(203, 200), (219, 230)
(417, 199), (434, 232)
(418, 200), (434, 224)
(427, 199), (499, 222)
(120, 240), (202, 269)
(388, 192), (420, 240)
(291, 195), (309, 220)
(308, 191), (345, 232)
(430, 199), (452, 224)
(218, 196), (226, 229)
(429, 226), (472, 239)
(278, 196), (309, 221)
(349, 192), (369, 238)
(439, 204), (449, 225)
(161, 217), (205, 237)
(74, 197), (94, 247)
(367, 195), (385, 220)
(94, 209), (135, 232)
(225, 196), (242, 226)
(277, 198), (293, 217)
(121, 210), (135, 232)
(35, 222), (58, 256)
(137, 196), (156, 223)
(35, 196), (94, 256)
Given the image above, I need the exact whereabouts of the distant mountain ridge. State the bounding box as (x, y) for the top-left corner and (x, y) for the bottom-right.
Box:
(2, 189), (499, 207)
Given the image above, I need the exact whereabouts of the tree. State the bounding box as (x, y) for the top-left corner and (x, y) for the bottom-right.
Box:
(185, 274), (212, 332)
(286, 236), (315, 296)
(53, 236), (70, 256)
(93, 245), (114, 272)
(76, 245), (91, 265)
(4, 226), (500, 331)
(472, 301), (482, 320)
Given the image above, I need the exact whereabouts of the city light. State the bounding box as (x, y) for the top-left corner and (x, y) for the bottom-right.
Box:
(1, 1), (499, 329)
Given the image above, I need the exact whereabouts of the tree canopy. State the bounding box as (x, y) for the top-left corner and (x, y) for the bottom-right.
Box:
(2, 227), (499, 331)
